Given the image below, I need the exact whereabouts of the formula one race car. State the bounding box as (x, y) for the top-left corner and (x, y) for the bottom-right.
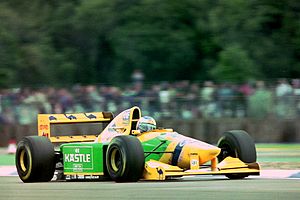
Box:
(15, 107), (260, 182)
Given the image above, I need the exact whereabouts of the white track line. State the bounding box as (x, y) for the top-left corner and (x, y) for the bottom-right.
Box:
(259, 170), (300, 179)
(0, 166), (17, 176)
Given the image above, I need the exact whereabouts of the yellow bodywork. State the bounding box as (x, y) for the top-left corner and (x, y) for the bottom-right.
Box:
(143, 157), (260, 180)
(38, 112), (113, 143)
(137, 130), (221, 169)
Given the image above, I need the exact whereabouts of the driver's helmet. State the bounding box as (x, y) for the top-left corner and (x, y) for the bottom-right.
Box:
(137, 116), (156, 133)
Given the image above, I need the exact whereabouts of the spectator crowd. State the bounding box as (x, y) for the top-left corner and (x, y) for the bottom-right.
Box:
(1, 79), (300, 125)
(1, 78), (300, 150)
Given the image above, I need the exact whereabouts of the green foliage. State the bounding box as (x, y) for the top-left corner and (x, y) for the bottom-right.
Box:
(209, 0), (300, 79)
(0, 0), (299, 87)
(210, 44), (260, 83)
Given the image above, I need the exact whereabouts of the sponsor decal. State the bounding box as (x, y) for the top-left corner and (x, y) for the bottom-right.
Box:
(156, 168), (164, 180)
(63, 146), (93, 171)
(64, 114), (77, 120)
(64, 153), (91, 163)
(39, 124), (49, 130)
(42, 132), (49, 137)
(122, 110), (130, 125)
(84, 113), (97, 119)
(191, 159), (198, 166)
(157, 133), (167, 141)
(168, 132), (179, 138)
(179, 140), (188, 147)
(49, 116), (57, 121)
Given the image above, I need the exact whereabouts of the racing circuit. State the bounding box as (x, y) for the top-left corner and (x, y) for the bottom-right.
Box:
(0, 144), (300, 200)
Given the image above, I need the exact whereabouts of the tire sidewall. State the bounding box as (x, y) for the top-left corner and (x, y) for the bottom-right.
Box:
(106, 140), (127, 180)
(15, 140), (33, 181)
(217, 130), (257, 163)
(106, 135), (145, 182)
(15, 136), (55, 182)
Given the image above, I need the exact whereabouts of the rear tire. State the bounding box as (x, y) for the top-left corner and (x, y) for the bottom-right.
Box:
(106, 135), (145, 182)
(217, 130), (257, 179)
(15, 136), (55, 183)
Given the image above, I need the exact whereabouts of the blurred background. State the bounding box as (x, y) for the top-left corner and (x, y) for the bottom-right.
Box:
(1, 0), (300, 149)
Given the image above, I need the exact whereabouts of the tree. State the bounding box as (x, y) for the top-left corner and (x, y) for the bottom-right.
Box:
(210, 44), (260, 83)
(209, 0), (300, 80)
(73, 0), (205, 83)
(0, 0), (300, 87)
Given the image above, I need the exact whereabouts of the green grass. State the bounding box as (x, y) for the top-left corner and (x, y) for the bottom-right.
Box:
(256, 143), (300, 149)
(0, 154), (15, 165)
(257, 157), (300, 163)
(256, 143), (300, 165)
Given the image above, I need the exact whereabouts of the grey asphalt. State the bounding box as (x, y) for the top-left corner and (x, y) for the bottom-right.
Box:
(1, 176), (299, 200)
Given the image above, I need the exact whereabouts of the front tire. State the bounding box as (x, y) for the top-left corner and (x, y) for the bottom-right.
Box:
(217, 130), (257, 179)
(106, 135), (145, 182)
(15, 136), (55, 183)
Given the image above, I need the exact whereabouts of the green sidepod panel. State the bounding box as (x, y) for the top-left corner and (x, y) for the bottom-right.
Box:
(60, 142), (104, 174)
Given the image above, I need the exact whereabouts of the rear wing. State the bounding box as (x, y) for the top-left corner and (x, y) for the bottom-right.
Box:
(38, 112), (114, 143)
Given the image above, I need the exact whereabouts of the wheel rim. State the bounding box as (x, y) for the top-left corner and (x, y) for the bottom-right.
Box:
(16, 144), (33, 181)
(19, 149), (28, 172)
(110, 147), (123, 172)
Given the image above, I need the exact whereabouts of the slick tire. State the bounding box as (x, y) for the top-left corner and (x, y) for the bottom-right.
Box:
(217, 130), (257, 179)
(106, 135), (145, 182)
(15, 136), (55, 183)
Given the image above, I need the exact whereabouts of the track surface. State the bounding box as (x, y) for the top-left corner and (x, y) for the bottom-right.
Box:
(1, 176), (300, 200)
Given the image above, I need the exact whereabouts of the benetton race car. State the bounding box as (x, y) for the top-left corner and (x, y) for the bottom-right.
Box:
(16, 107), (260, 182)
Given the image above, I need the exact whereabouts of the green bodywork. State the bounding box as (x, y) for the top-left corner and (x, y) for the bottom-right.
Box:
(142, 137), (171, 162)
(61, 143), (105, 174)
(60, 136), (170, 175)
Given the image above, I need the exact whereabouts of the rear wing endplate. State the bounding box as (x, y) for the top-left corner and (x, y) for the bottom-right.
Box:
(38, 112), (113, 143)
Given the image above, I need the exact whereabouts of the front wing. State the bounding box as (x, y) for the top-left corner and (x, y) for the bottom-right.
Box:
(143, 157), (260, 180)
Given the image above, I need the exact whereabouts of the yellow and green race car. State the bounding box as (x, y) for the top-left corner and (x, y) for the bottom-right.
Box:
(15, 107), (260, 183)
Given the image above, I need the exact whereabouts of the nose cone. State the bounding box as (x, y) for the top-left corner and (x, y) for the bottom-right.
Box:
(197, 147), (221, 164)
(177, 141), (221, 168)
